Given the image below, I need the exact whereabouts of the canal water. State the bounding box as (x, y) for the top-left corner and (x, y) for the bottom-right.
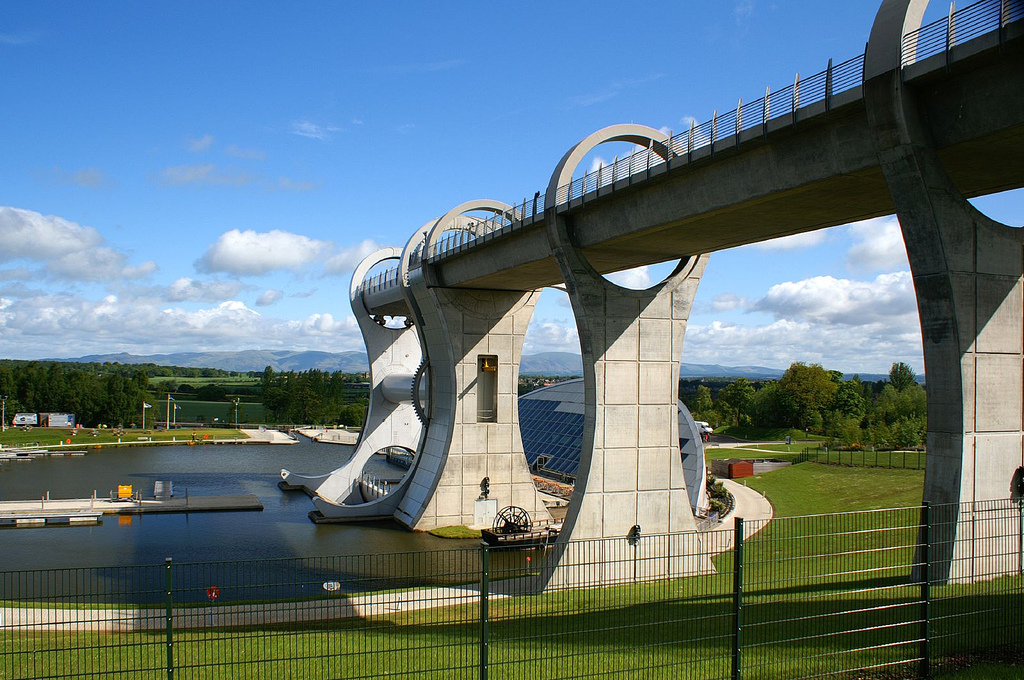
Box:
(0, 438), (464, 574)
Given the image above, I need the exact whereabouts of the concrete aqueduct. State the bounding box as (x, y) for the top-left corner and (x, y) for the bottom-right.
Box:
(283, 0), (1024, 584)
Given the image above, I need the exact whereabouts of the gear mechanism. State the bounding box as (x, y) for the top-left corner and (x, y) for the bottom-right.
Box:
(411, 359), (431, 424)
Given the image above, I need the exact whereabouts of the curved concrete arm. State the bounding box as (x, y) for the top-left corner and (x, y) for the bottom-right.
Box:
(545, 124), (671, 210)
(864, 0), (929, 80)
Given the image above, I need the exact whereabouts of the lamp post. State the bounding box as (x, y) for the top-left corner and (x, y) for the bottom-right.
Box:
(1, 395), (7, 433)
(233, 398), (240, 431)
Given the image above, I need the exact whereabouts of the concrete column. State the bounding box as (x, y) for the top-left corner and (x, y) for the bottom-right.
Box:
(394, 202), (550, 531)
(548, 211), (708, 542)
(866, 0), (1024, 581)
(281, 247), (424, 521)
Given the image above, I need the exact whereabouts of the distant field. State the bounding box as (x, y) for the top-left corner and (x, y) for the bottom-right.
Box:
(0, 427), (245, 448)
(149, 376), (260, 387)
(160, 399), (266, 425)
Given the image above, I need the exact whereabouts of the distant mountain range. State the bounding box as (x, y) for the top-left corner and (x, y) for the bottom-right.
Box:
(60, 350), (369, 373)
(48, 349), (813, 379)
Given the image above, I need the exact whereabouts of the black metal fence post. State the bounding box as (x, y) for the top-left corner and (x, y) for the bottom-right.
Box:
(165, 557), (174, 680)
(733, 517), (745, 680)
(920, 504), (931, 679)
(480, 543), (490, 680)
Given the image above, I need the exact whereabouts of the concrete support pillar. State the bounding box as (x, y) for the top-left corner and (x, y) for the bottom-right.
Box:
(548, 211), (708, 542)
(866, 0), (1024, 581)
(281, 247), (423, 521)
(394, 202), (549, 531)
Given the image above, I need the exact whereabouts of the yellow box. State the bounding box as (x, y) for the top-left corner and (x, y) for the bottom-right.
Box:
(117, 485), (133, 499)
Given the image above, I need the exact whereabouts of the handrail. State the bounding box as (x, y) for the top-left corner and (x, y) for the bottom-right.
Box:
(357, 0), (1015, 284)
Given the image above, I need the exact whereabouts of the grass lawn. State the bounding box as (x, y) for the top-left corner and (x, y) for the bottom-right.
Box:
(705, 445), (808, 463)
(148, 376), (260, 387)
(0, 426), (247, 449)
(740, 461), (925, 515)
(714, 425), (827, 442)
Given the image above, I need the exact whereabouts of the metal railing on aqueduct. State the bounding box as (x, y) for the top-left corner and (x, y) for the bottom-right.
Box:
(356, 0), (1023, 299)
(2, 499), (1022, 679)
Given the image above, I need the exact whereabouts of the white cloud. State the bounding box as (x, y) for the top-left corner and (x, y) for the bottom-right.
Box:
(684, 317), (923, 375)
(0, 267), (32, 281)
(225, 145), (266, 161)
(48, 166), (110, 188)
(845, 216), (909, 271)
(166, 277), (245, 302)
(159, 164), (256, 187)
(524, 320), (580, 354)
(290, 120), (339, 140)
(188, 134), (215, 152)
(0, 207), (103, 261)
(0, 207), (154, 282)
(606, 265), (652, 290)
(274, 176), (316, 192)
(46, 248), (157, 282)
(566, 74), (665, 108)
(751, 231), (828, 251)
(323, 239), (381, 276)
(196, 229), (331, 275)
(291, 312), (350, 336)
(735, 0), (755, 22)
(0, 292), (366, 358)
(256, 289), (284, 306)
(710, 293), (746, 312)
(752, 271), (917, 326)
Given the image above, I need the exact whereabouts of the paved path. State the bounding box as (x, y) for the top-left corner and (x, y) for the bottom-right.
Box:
(240, 428), (298, 444)
(716, 479), (775, 542)
(295, 427), (359, 445)
(0, 586), (491, 632)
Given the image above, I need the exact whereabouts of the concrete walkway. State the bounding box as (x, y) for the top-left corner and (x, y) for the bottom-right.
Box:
(0, 586), (492, 632)
(0, 494), (263, 518)
(240, 428), (298, 444)
(717, 478), (775, 542)
(294, 427), (359, 445)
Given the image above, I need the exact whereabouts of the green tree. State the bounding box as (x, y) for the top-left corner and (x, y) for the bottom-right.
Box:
(338, 402), (366, 428)
(693, 385), (714, 419)
(750, 381), (798, 428)
(717, 377), (755, 427)
(778, 362), (838, 430)
(889, 362), (917, 392)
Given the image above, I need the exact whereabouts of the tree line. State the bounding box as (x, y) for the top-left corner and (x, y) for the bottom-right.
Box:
(0, 361), (153, 428)
(0, 361), (369, 429)
(259, 367), (367, 426)
(687, 361), (926, 450)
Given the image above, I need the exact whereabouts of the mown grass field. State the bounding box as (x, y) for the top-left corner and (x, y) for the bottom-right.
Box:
(0, 426), (247, 448)
(166, 398), (266, 425)
(148, 376), (260, 387)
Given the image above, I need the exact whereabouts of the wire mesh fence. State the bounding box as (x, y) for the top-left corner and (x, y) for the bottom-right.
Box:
(797, 446), (927, 470)
(2, 500), (1023, 679)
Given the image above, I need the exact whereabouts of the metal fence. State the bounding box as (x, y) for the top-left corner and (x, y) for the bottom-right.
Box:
(2, 499), (1023, 678)
(797, 446), (927, 470)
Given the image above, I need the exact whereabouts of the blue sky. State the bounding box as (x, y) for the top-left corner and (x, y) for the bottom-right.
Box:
(1, 1), (1020, 375)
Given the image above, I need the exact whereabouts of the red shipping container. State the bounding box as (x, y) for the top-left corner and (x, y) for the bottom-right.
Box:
(728, 461), (754, 479)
